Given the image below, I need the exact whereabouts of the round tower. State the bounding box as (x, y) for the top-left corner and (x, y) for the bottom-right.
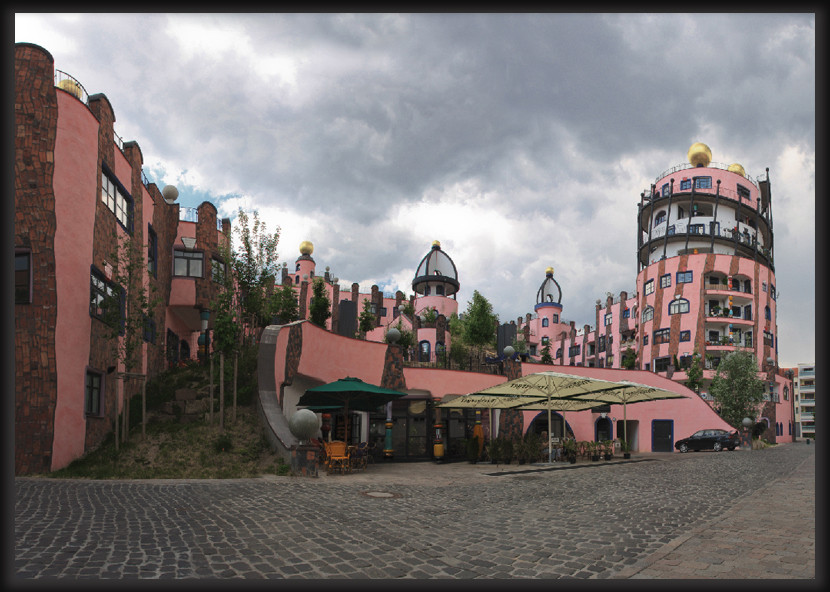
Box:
(534, 266), (564, 353)
(294, 240), (316, 285)
(636, 143), (778, 380)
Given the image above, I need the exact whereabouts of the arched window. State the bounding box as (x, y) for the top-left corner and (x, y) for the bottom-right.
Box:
(669, 298), (690, 315)
(542, 318), (549, 327)
(655, 210), (667, 225)
(541, 336), (549, 345)
(765, 306), (771, 320)
(419, 340), (431, 363)
(642, 306), (654, 323)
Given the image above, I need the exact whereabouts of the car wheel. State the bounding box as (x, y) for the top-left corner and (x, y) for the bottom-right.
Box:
(713, 442), (723, 452)
(679, 443), (689, 453)
(728, 447), (736, 451)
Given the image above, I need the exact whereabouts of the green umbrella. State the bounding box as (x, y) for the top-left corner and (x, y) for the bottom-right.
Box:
(299, 377), (408, 442)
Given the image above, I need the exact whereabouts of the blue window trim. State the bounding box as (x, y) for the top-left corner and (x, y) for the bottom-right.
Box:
(679, 330), (691, 342)
(660, 274), (671, 288)
(693, 176), (712, 189)
(644, 279), (654, 295)
(676, 270), (693, 283)
(668, 298), (690, 315)
(680, 179), (691, 191)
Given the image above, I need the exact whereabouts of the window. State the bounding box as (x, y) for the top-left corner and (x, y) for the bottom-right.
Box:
(677, 207), (685, 219)
(661, 183), (670, 197)
(623, 308), (630, 318)
(737, 184), (751, 200)
(552, 314), (559, 323)
(174, 250), (203, 278)
(541, 336), (549, 345)
(680, 179), (691, 191)
(654, 357), (672, 372)
(643, 334), (649, 346)
(568, 345), (581, 357)
(680, 330), (691, 342)
(85, 370), (103, 416)
(555, 348), (562, 359)
(765, 306), (771, 321)
(653, 328), (671, 344)
(660, 274), (671, 288)
(644, 279), (654, 295)
(90, 268), (122, 328)
(669, 298), (690, 315)
(15, 251), (31, 304)
(693, 176), (712, 189)
(642, 305), (654, 322)
(166, 329), (180, 364)
(604, 313), (612, 326)
(764, 331), (774, 347)
(676, 271), (693, 283)
(143, 315), (156, 344)
(542, 318), (549, 327)
(147, 225), (158, 277)
(419, 340), (431, 363)
(770, 285), (776, 301)
(598, 335), (606, 353)
(211, 257), (225, 283)
(436, 285), (444, 296)
(655, 210), (667, 225)
(762, 282), (767, 292)
(688, 224), (705, 235)
(101, 169), (134, 232)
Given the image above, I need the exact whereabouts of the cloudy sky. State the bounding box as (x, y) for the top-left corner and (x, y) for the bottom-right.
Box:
(15, 13), (816, 367)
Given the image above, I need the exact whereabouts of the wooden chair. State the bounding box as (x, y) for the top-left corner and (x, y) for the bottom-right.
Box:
(327, 441), (350, 474)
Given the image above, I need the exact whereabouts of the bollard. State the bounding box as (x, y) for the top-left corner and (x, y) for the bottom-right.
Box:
(806, 438), (811, 445)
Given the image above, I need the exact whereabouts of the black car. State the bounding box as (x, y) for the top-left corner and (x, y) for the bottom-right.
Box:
(675, 429), (739, 453)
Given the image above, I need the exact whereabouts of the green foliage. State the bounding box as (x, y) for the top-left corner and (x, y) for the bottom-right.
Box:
(214, 433), (233, 453)
(685, 348), (704, 394)
(709, 350), (766, 429)
(621, 347), (637, 370)
(540, 344), (553, 365)
(269, 282), (299, 324)
(421, 307), (437, 324)
(308, 277), (332, 327)
(462, 290), (498, 351)
(466, 436), (481, 462)
(358, 298), (377, 335)
(232, 209), (280, 330)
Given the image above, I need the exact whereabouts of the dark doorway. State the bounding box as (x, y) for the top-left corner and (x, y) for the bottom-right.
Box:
(595, 417), (612, 441)
(651, 419), (674, 452)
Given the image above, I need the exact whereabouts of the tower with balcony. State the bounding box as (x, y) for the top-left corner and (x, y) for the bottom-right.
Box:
(636, 143), (779, 399)
(411, 241), (460, 363)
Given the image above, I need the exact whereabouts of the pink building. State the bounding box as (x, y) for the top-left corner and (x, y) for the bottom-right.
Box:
(14, 43), (230, 474)
(264, 143), (794, 460)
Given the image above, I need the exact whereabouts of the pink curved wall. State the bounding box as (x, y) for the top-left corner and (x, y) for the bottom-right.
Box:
(51, 92), (102, 470)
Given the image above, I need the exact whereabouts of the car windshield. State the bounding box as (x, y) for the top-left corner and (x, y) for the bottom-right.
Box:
(692, 430), (706, 437)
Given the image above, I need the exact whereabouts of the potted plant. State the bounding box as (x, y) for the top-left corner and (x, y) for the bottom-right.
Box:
(589, 441), (600, 462)
(465, 436), (480, 464)
(501, 438), (514, 464)
(487, 438), (503, 464)
(602, 440), (614, 460)
(620, 439), (631, 459)
(563, 438), (577, 464)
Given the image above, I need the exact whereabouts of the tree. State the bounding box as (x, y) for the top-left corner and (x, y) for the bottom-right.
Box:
(358, 298), (377, 336)
(540, 344), (553, 365)
(463, 290), (498, 354)
(211, 255), (241, 431)
(232, 209), (280, 337)
(621, 347), (637, 370)
(308, 277), (331, 328)
(685, 348), (704, 394)
(709, 350), (766, 429)
(100, 234), (159, 447)
(269, 282), (299, 325)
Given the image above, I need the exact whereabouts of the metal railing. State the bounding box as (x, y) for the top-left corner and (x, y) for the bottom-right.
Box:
(54, 70), (89, 104)
(650, 161), (761, 190)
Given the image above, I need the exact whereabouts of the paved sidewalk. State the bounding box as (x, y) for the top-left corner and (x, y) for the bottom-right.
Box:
(15, 443), (816, 579)
(612, 448), (816, 579)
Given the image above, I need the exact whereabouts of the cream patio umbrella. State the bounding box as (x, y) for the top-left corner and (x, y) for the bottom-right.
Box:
(510, 397), (607, 462)
(566, 380), (687, 447)
(436, 392), (549, 448)
(438, 371), (634, 462)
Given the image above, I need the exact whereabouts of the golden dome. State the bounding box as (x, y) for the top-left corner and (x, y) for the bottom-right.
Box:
(546, 266), (554, 276)
(58, 78), (82, 99)
(728, 163), (746, 177)
(299, 240), (314, 255)
(687, 142), (712, 167)
(432, 240), (441, 248)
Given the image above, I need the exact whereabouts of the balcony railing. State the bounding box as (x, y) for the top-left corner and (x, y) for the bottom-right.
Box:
(649, 161), (761, 191)
(54, 70), (89, 105)
(179, 207), (225, 231)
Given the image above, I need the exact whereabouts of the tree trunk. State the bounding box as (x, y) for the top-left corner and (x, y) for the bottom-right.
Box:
(141, 375), (146, 440)
(209, 353), (214, 424)
(114, 374), (120, 452)
(219, 352), (225, 431)
(122, 377), (128, 444)
(233, 352), (238, 424)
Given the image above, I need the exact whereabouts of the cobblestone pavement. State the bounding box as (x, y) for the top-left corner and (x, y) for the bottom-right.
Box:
(15, 443), (816, 580)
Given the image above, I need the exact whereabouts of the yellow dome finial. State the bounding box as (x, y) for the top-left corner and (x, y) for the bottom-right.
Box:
(299, 240), (314, 255)
(728, 163), (746, 177)
(688, 142), (712, 167)
(546, 266), (554, 276)
(432, 240), (441, 248)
